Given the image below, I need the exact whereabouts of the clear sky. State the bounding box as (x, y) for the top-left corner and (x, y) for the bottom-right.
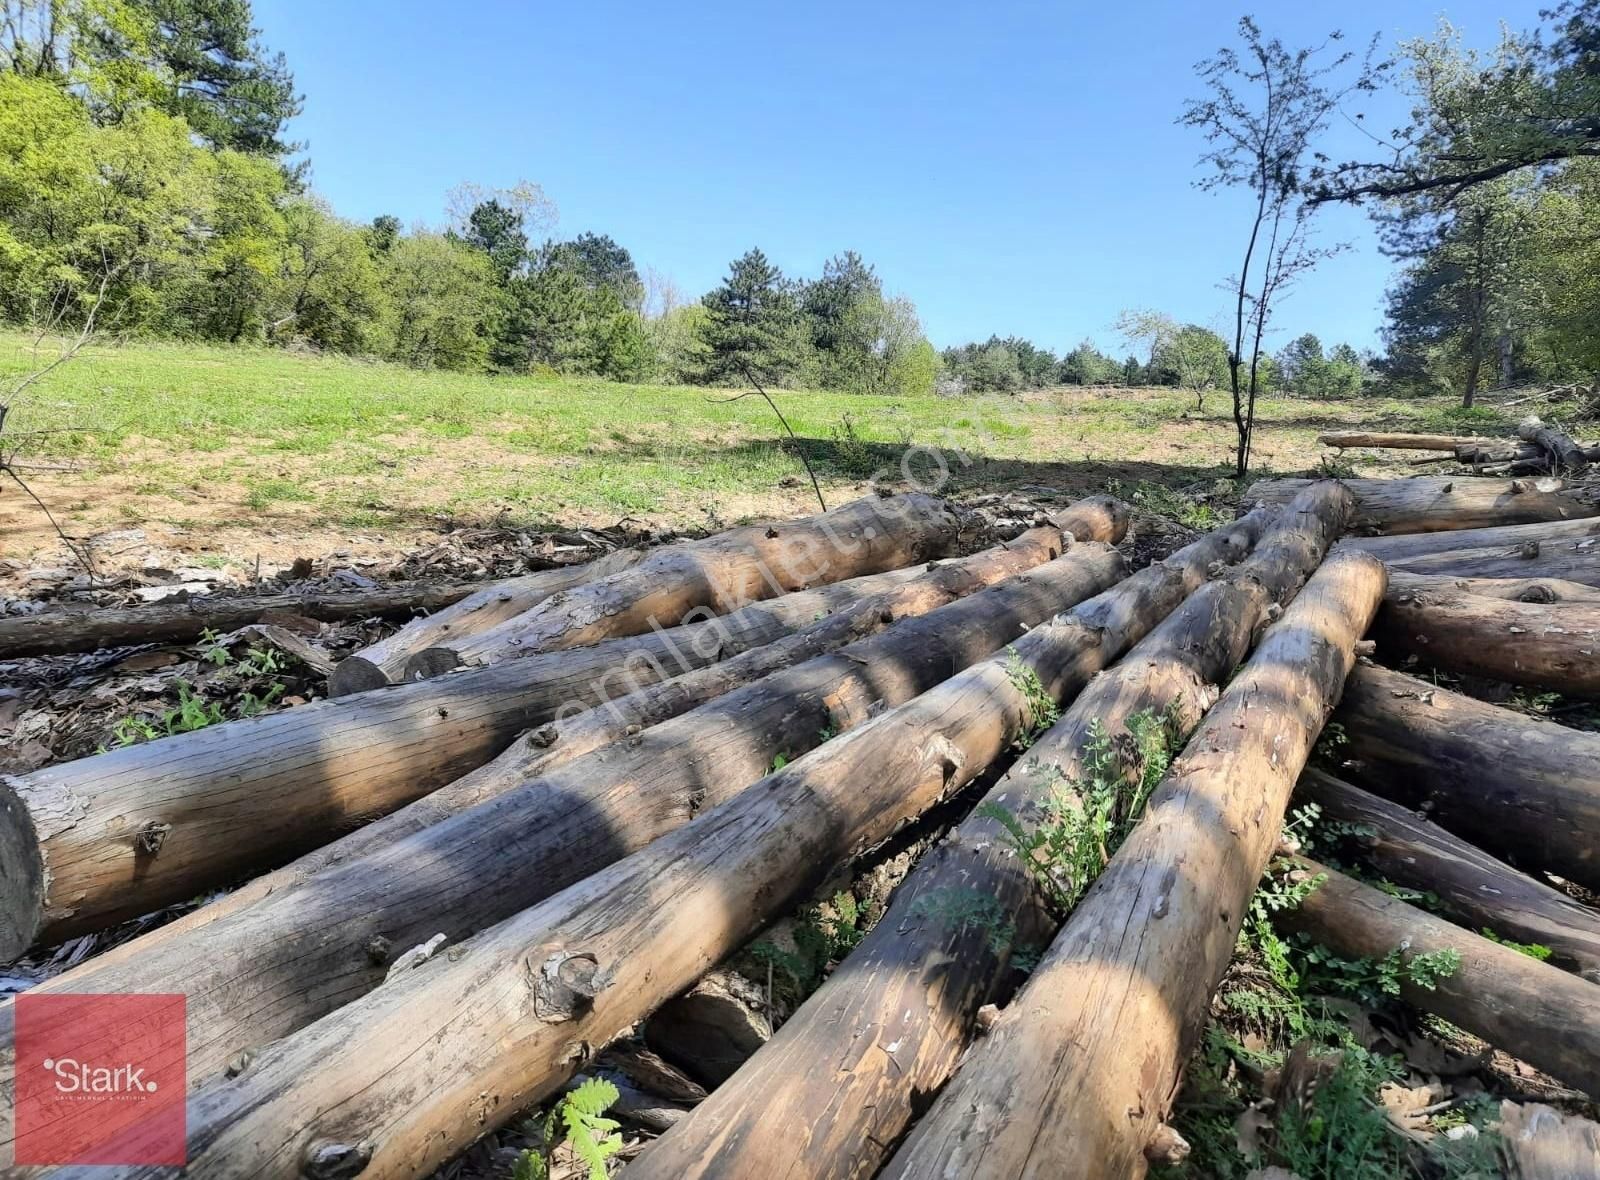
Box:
(253, 0), (1537, 357)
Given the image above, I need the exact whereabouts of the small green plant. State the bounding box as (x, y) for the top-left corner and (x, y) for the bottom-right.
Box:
(1130, 482), (1222, 530)
(1299, 941), (1462, 1005)
(1314, 452), (1358, 479)
(768, 751), (789, 774)
(909, 887), (1019, 956)
(513, 1077), (623, 1180)
(1479, 928), (1553, 960)
(1003, 648), (1060, 749)
(740, 889), (868, 1009)
(980, 708), (1178, 916)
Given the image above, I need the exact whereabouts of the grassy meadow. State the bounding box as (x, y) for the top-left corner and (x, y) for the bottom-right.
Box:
(0, 330), (1510, 564)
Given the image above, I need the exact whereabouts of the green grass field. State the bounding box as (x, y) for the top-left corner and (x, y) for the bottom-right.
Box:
(0, 330), (1510, 561)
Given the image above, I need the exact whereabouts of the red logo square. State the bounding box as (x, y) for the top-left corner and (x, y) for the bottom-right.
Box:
(14, 993), (186, 1165)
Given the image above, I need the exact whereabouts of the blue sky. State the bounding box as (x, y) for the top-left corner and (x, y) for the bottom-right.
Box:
(254, 0), (1538, 357)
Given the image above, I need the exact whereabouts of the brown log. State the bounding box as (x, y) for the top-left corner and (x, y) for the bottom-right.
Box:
(1342, 516), (1600, 561)
(1382, 542), (1600, 586)
(327, 548), (645, 695)
(1317, 431), (1500, 451)
(629, 484), (1353, 1180)
(881, 550), (1387, 1180)
(0, 533), (1119, 1097)
(0, 581), (486, 662)
(76, 505), (1274, 1180)
(0, 556), (960, 956)
(1337, 663), (1600, 893)
(1297, 769), (1600, 982)
(1386, 571), (1600, 604)
(1519, 414), (1591, 474)
(1279, 857), (1600, 1096)
(403, 492), (971, 676)
(1248, 476), (1600, 533)
(1374, 579), (1600, 693)
(1497, 1102), (1600, 1178)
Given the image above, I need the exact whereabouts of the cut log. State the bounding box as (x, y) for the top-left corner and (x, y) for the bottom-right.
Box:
(1497, 1102), (1600, 1179)
(3, 528), (1066, 967)
(1317, 431), (1501, 451)
(642, 970), (771, 1087)
(1519, 414), (1591, 474)
(1279, 857), (1600, 1096)
(1342, 516), (1600, 562)
(1382, 542), (1600, 586)
(0, 553), (961, 956)
(74, 505), (1275, 1180)
(1374, 578), (1600, 693)
(403, 492), (972, 676)
(0, 581), (484, 662)
(400, 496), (1129, 682)
(628, 484), (1353, 1180)
(1337, 663), (1600, 893)
(1387, 571), (1600, 605)
(880, 550), (1387, 1180)
(0, 534), (1122, 1095)
(1249, 476), (1600, 533)
(327, 548), (645, 695)
(1297, 769), (1600, 982)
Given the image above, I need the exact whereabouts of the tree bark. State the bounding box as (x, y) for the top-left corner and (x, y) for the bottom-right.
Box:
(1386, 571), (1600, 604)
(628, 485), (1352, 1180)
(1248, 476), (1600, 533)
(68, 510), (1272, 1180)
(1518, 414), (1591, 474)
(1340, 515), (1600, 560)
(881, 550), (1387, 1180)
(0, 537), (1122, 1099)
(327, 549), (645, 695)
(1373, 579), (1600, 693)
(1296, 769), (1600, 982)
(1316, 431), (1500, 451)
(1279, 857), (1600, 1096)
(0, 558), (965, 956)
(0, 582), (491, 663)
(1336, 663), (1600, 893)
(403, 493), (969, 676)
(1380, 542), (1600, 586)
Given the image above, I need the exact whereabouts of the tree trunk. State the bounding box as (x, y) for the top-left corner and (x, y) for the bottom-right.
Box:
(1518, 414), (1591, 474)
(1279, 857), (1600, 1096)
(401, 493), (966, 675)
(1381, 542), (1600, 586)
(0, 551), (966, 956)
(881, 551), (1387, 1180)
(1248, 476), (1600, 534)
(0, 539), (1124, 1098)
(0, 582), (494, 663)
(69, 510), (1272, 1180)
(1340, 515), (1600, 561)
(629, 485), (1352, 1180)
(327, 549), (646, 695)
(1296, 769), (1600, 982)
(1336, 663), (1600, 893)
(1315, 432), (1499, 452)
(1374, 578), (1600, 693)
(1386, 571), (1600, 604)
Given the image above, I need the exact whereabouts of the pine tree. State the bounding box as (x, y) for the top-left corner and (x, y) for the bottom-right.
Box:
(699, 248), (802, 384)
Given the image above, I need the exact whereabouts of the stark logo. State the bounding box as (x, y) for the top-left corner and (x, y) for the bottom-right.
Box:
(14, 993), (186, 1165)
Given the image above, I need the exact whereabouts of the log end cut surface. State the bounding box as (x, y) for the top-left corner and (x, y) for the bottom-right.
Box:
(0, 777), (46, 962)
(327, 656), (393, 697)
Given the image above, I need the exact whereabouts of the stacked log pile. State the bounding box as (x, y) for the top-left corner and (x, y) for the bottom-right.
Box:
(5, 475), (1599, 1178)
